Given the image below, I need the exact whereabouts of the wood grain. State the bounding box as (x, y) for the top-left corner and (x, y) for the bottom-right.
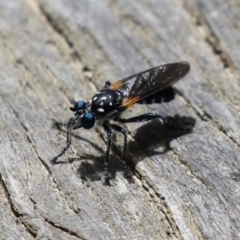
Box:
(0, 0), (240, 239)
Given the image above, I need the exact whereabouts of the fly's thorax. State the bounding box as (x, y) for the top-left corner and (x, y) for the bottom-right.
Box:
(90, 89), (123, 119)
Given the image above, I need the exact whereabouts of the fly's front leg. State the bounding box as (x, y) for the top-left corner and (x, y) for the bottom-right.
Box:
(110, 124), (132, 181)
(51, 117), (75, 164)
(103, 123), (112, 185)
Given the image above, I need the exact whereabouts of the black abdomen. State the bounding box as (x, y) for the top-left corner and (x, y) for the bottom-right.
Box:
(137, 87), (175, 104)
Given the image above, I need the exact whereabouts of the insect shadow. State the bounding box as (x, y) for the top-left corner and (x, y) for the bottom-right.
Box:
(121, 114), (195, 169)
(58, 114), (195, 182)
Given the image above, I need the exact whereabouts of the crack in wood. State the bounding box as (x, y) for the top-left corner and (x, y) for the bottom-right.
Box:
(183, 3), (233, 69)
(39, 4), (103, 97)
(28, 198), (84, 240)
(138, 176), (183, 239)
(0, 174), (38, 238)
(5, 99), (53, 176)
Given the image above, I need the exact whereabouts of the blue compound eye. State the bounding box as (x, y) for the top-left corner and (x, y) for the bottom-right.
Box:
(70, 101), (86, 112)
(75, 101), (85, 110)
(81, 112), (95, 129)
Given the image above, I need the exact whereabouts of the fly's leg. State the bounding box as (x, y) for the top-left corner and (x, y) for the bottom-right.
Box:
(118, 113), (191, 132)
(51, 117), (75, 164)
(118, 113), (167, 124)
(103, 123), (112, 185)
(110, 124), (132, 182)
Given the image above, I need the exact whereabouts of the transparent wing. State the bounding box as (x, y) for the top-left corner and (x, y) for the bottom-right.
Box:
(109, 61), (190, 108)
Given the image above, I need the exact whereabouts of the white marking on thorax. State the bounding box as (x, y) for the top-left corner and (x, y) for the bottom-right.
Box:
(97, 108), (104, 112)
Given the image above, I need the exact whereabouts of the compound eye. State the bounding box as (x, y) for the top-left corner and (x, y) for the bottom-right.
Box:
(81, 112), (95, 129)
(70, 101), (86, 112)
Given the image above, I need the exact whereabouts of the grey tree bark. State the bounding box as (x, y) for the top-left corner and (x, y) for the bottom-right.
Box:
(0, 0), (240, 239)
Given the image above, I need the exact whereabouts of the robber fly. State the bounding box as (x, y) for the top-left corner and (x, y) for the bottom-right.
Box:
(52, 61), (190, 185)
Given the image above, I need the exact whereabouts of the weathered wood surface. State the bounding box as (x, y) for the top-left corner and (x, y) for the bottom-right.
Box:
(0, 0), (240, 239)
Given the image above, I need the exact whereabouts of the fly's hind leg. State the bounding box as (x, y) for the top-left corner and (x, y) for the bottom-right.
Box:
(118, 113), (167, 124)
(116, 113), (189, 132)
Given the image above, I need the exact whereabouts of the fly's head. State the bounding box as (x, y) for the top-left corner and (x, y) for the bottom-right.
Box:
(69, 89), (123, 129)
(70, 101), (95, 129)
